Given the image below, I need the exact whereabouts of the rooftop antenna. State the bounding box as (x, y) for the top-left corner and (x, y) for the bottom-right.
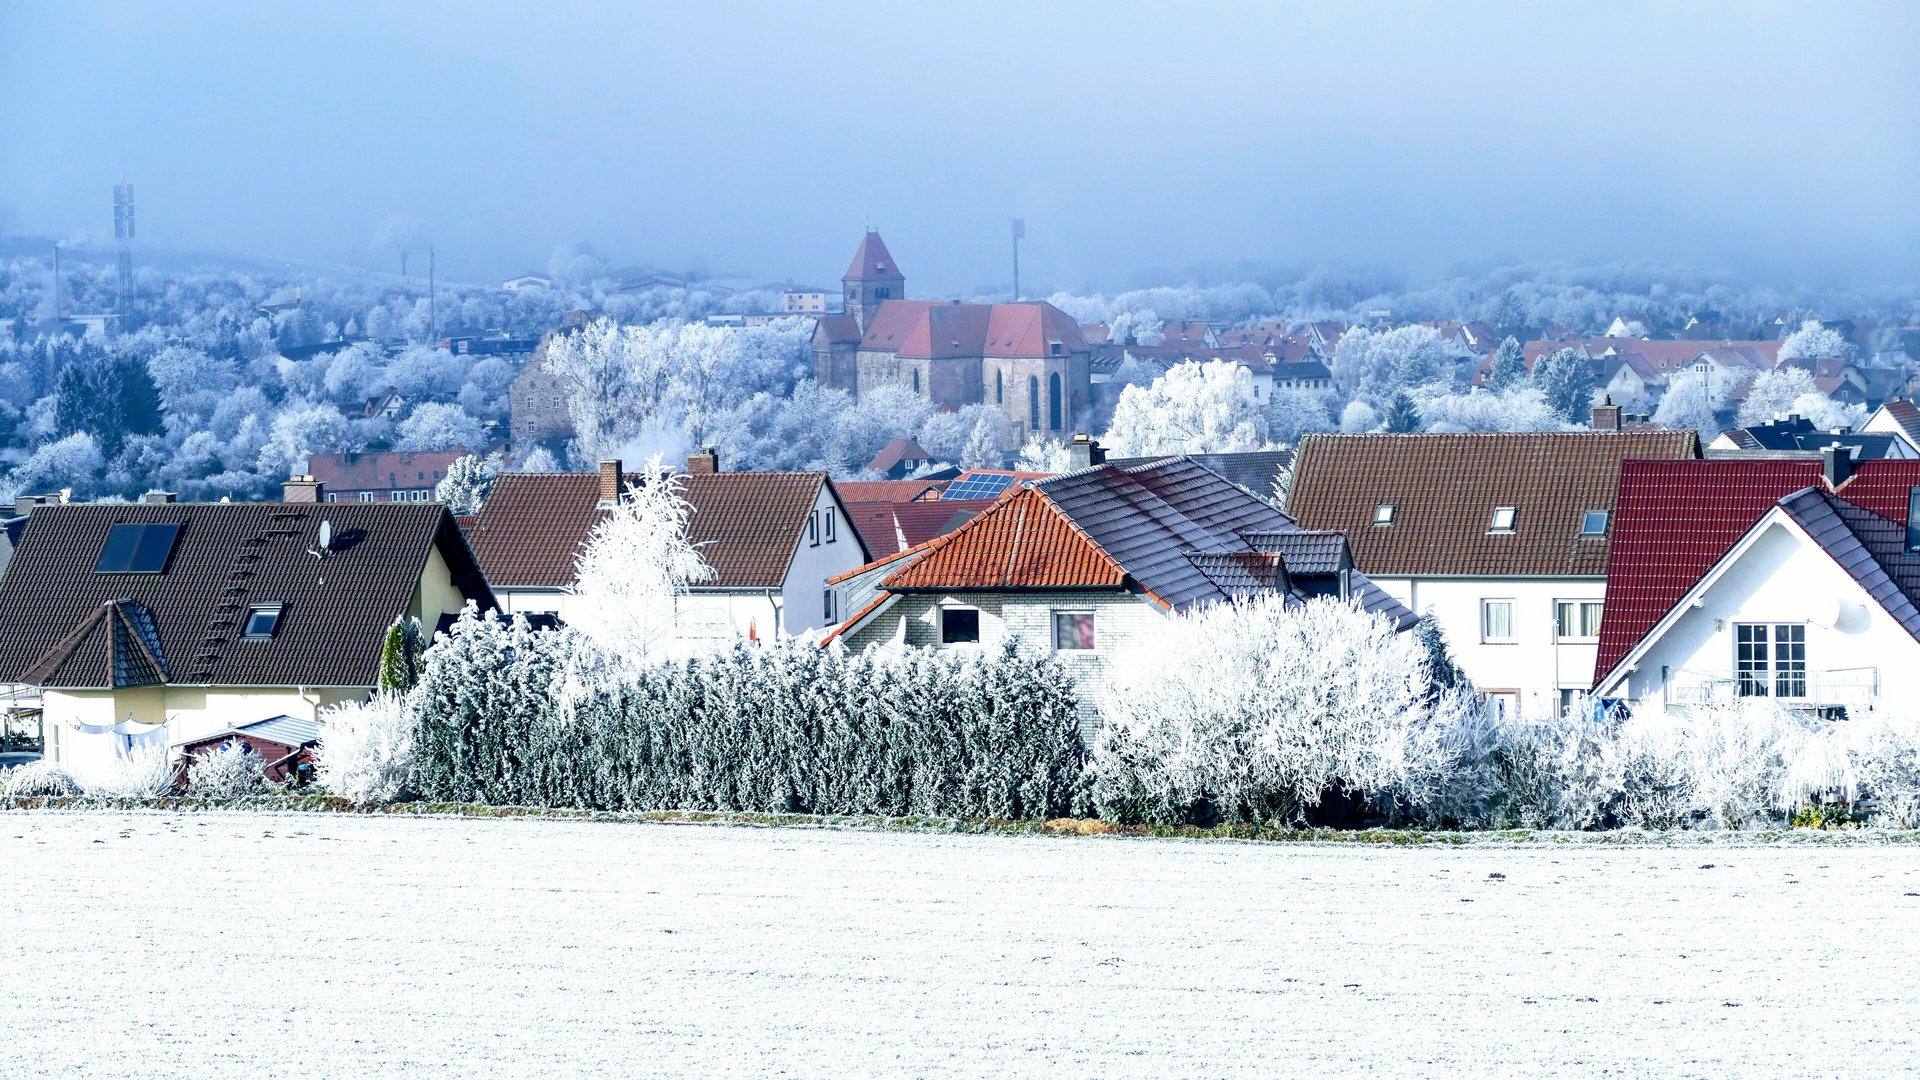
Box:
(1011, 219), (1024, 301)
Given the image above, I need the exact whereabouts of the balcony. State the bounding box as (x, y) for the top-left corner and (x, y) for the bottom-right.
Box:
(1664, 667), (1880, 712)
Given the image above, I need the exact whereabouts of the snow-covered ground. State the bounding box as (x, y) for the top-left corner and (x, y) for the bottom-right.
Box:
(5, 813), (1918, 1078)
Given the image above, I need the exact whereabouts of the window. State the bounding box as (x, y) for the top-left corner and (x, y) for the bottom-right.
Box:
(1482, 599), (1515, 643)
(1053, 611), (1095, 650)
(359, 492), (376, 503)
(912, 369), (920, 394)
(553, 396), (561, 409)
(1581, 510), (1609, 536)
(823, 589), (837, 624)
(1489, 506), (1517, 532)
(1736, 623), (1806, 698)
(1048, 372), (1063, 430)
(876, 287), (891, 300)
(996, 369), (1004, 404)
(1557, 689), (1584, 717)
(807, 511), (819, 546)
(1028, 376), (1040, 429)
(241, 604), (282, 639)
(1907, 487), (1920, 551)
(1555, 600), (1604, 640)
(941, 607), (980, 644)
(94, 523), (181, 574)
(1373, 503), (1396, 526)
(1050, 342), (1063, 356)
(326, 493), (339, 503)
(1485, 691), (1520, 722)
(824, 508), (836, 543)
(391, 491), (406, 501)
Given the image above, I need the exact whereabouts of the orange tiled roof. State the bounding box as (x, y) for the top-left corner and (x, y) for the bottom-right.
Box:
(882, 486), (1126, 591)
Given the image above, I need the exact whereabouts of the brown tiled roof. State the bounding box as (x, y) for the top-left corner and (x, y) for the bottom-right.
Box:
(833, 480), (948, 504)
(308, 451), (462, 492)
(468, 471), (867, 590)
(844, 499), (996, 559)
(1287, 431), (1700, 578)
(813, 313), (862, 345)
(865, 438), (933, 474)
(0, 502), (491, 689)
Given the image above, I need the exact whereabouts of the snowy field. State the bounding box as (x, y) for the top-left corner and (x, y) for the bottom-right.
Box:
(6, 813), (1920, 1078)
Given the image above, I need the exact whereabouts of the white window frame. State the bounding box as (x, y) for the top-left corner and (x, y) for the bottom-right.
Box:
(359, 491), (376, 503)
(1051, 610), (1096, 651)
(1481, 599), (1516, 643)
(824, 507), (836, 543)
(807, 511), (820, 547)
(1489, 506), (1518, 532)
(1735, 622), (1807, 699)
(1554, 599), (1604, 642)
(1373, 503), (1396, 525)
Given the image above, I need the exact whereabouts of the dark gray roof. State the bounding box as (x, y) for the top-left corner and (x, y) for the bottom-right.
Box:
(1245, 530), (1351, 575)
(1105, 451), (1295, 501)
(1779, 489), (1920, 642)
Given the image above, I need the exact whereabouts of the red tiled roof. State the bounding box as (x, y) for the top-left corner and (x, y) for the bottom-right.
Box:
(833, 480), (948, 504)
(843, 231), (904, 282)
(883, 486), (1126, 591)
(844, 499), (996, 559)
(468, 470), (859, 590)
(859, 300), (1087, 359)
(1593, 458), (1825, 687)
(1833, 459), (1920, 525)
(865, 438), (933, 475)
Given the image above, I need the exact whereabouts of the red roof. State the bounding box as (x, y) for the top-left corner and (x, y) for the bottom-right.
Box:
(843, 498), (996, 559)
(843, 231), (904, 282)
(833, 479), (948, 504)
(1593, 459), (1825, 687)
(883, 486), (1126, 591)
(1833, 459), (1920, 525)
(864, 438), (934, 475)
(859, 300), (1087, 359)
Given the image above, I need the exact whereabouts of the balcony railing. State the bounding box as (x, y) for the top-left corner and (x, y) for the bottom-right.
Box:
(1665, 667), (1880, 710)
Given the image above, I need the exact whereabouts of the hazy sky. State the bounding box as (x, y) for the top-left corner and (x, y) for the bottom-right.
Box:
(4, 1), (1917, 294)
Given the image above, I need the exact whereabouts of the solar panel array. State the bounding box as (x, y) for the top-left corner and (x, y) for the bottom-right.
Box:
(941, 471), (1020, 501)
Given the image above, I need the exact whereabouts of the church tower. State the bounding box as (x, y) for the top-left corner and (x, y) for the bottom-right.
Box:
(841, 230), (905, 332)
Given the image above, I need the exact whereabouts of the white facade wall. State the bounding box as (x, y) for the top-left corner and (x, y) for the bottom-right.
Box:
(837, 589), (1170, 741)
(43, 684), (367, 778)
(781, 487), (871, 636)
(1371, 575), (1606, 720)
(1604, 519), (1920, 712)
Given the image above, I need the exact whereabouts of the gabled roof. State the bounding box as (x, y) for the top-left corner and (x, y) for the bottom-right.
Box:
(858, 300), (1087, 359)
(1104, 450), (1294, 499)
(834, 479), (948, 504)
(1868, 400), (1920, 444)
(812, 313), (863, 344)
(843, 232), (904, 282)
(866, 438), (933, 475)
(0, 502), (489, 689)
(178, 714), (321, 750)
(467, 471), (868, 590)
(1592, 458), (1824, 683)
(1288, 431), (1700, 578)
(843, 498), (994, 559)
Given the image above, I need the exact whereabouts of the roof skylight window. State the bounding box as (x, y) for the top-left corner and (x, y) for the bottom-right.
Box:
(1372, 503), (1396, 525)
(94, 523), (181, 573)
(1489, 506), (1518, 532)
(1580, 510), (1609, 536)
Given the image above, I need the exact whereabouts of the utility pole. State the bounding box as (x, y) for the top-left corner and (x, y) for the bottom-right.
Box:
(1011, 219), (1024, 301)
(428, 246), (436, 344)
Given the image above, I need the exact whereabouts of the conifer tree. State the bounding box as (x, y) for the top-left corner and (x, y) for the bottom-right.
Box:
(1487, 336), (1526, 391)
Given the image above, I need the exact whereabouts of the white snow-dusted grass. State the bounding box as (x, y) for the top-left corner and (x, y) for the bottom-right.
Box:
(4, 813), (1918, 1078)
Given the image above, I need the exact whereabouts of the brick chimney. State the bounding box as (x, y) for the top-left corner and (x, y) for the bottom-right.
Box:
(1590, 396), (1621, 431)
(687, 446), (719, 474)
(598, 459), (623, 505)
(1822, 443), (1854, 489)
(282, 475), (324, 502)
(1068, 433), (1107, 470)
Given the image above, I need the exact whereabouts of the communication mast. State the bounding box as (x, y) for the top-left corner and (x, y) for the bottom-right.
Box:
(112, 182), (135, 312)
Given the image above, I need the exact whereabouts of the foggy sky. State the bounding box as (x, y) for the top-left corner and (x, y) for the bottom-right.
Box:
(3, 1), (1917, 295)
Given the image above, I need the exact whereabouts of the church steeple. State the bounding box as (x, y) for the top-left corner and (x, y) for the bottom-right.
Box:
(842, 230), (905, 332)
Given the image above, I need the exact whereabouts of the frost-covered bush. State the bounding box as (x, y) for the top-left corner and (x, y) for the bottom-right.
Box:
(407, 609), (1085, 819)
(2, 759), (80, 798)
(315, 692), (417, 804)
(79, 743), (177, 799)
(1853, 712), (1920, 828)
(186, 741), (268, 798)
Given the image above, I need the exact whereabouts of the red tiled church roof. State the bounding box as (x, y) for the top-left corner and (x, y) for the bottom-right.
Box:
(843, 231), (904, 282)
(859, 300), (1087, 359)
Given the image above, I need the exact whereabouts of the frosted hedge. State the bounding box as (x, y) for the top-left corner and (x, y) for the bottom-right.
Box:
(405, 609), (1086, 819)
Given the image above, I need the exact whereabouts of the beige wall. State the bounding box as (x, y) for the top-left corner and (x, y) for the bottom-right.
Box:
(43, 684), (369, 776)
(413, 543), (467, 624)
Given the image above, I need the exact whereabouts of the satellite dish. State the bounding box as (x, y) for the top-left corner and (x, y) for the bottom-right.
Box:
(318, 520), (333, 550)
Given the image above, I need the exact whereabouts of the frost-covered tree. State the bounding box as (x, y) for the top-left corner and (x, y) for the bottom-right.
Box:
(1330, 325), (1448, 403)
(1736, 367), (1820, 426)
(1787, 391), (1867, 432)
(1415, 385), (1561, 433)
(186, 742), (268, 797)
(917, 404), (1004, 465)
(256, 403), (353, 478)
(1266, 385), (1334, 446)
(826, 385), (933, 474)
(10, 431), (104, 496)
(316, 692), (416, 804)
(1339, 400), (1379, 434)
(959, 414), (1005, 469)
(569, 456), (715, 665)
(1530, 347), (1598, 422)
(1652, 377), (1724, 439)
(371, 216), (426, 277)
(518, 445), (561, 472)
(1103, 360), (1266, 456)
(396, 402), (486, 451)
(1018, 436), (1072, 472)
(1778, 319), (1857, 361)
(434, 452), (497, 514)
(1487, 336), (1526, 391)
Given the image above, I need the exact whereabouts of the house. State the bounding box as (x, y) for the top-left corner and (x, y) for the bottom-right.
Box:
(843, 498), (997, 560)
(363, 390), (407, 421)
(1286, 430), (1700, 720)
(465, 452), (871, 639)
(175, 715), (319, 784)
(865, 438), (936, 479)
(1862, 399), (1920, 454)
(1105, 450), (1295, 502)
(509, 327), (581, 448)
(782, 286), (832, 314)
(501, 274), (553, 291)
(0, 485), (494, 778)
(1272, 359), (1334, 391)
(308, 451), (463, 503)
(1604, 313), (1657, 339)
(1593, 456), (1920, 715)
(1597, 352), (1664, 404)
(1707, 418), (1914, 459)
(811, 231), (1092, 445)
(822, 447), (1413, 735)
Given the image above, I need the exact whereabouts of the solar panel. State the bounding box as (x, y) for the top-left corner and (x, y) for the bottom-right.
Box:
(95, 522), (181, 573)
(942, 472), (1018, 501)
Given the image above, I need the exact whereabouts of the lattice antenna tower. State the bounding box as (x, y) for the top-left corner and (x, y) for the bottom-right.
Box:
(112, 182), (135, 312)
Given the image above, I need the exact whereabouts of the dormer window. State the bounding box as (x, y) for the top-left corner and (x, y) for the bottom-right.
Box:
(1489, 506), (1518, 532)
(1580, 510), (1609, 536)
(1373, 504), (1396, 526)
(242, 604), (283, 639)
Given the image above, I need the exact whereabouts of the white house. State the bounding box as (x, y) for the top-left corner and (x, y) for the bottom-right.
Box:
(1287, 430), (1700, 720)
(1861, 400), (1920, 455)
(467, 453), (871, 640)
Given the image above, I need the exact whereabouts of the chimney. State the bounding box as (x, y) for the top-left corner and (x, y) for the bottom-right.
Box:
(1822, 443), (1854, 489)
(1068, 433), (1106, 470)
(1590, 395), (1621, 431)
(598, 459), (623, 505)
(687, 446), (719, 474)
(141, 490), (177, 504)
(282, 475), (324, 503)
